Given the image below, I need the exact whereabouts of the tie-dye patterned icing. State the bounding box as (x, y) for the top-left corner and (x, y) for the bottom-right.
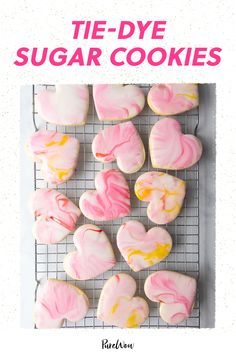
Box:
(92, 121), (145, 173)
(147, 84), (199, 115)
(79, 169), (131, 221)
(30, 188), (81, 244)
(117, 220), (172, 271)
(134, 172), (186, 224)
(97, 273), (149, 328)
(34, 279), (89, 329)
(27, 130), (80, 185)
(36, 85), (89, 125)
(144, 271), (197, 325)
(93, 84), (145, 121)
(64, 224), (116, 280)
(149, 118), (203, 170)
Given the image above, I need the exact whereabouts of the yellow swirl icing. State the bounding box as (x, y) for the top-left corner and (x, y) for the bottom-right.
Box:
(127, 243), (171, 265)
(135, 187), (155, 200)
(111, 303), (119, 314)
(47, 155), (71, 181)
(56, 169), (70, 180)
(45, 135), (68, 147)
(176, 92), (197, 100)
(126, 310), (139, 328)
(48, 164), (71, 180)
(136, 185), (179, 201)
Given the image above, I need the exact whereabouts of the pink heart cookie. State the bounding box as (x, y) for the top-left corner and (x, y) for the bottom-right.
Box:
(36, 85), (89, 125)
(64, 224), (116, 280)
(92, 121), (145, 173)
(144, 271), (197, 325)
(93, 84), (145, 121)
(30, 188), (81, 244)
(150, 118), (203, 170)
(147, 84), (199, 115)
(134, 172), (186, 224)
(27, 130), (80, 185)
(117, 220), (172, 271)
(79, 169), (131, 221)
(97, 273), (149, 328)
(34, 279), (89, 328)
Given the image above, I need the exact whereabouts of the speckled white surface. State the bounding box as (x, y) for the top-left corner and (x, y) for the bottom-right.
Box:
(0, 0), (236, 351)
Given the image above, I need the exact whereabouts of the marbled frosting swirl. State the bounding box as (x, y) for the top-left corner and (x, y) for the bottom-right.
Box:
(79, 169), (131, 221)
(92, 121), (145, 173)
(97, 273), (149, 328)
(144, 271), (197, 325)
(147, 84), (199, 115)
(64, 224), (116, 280)
(34, 279), (89, 329)
(93, 84), (145, 121)
(36, 85), (89, 125)
(149, 118), (203, 170)
(117, 220), (172, 271)
(30, 188), (81, 244)
(27, 130), (80, 185)
(134, 171), (186, 224)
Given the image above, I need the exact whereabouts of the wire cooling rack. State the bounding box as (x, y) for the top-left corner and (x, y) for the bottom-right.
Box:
(32, 84), (200, 328)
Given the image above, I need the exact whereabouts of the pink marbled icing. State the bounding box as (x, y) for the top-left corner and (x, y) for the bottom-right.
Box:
(117, 220), (172, 271)
(79, 169), (131, 221)
(27, 130), (80, 185)
(30, 189), (81, 244)
(36, 85), (89, 125)
(93, 84), (145, 121)
(147, 84), (199, 115)
(34, 279), (89, 329)
(92, 121), (145, 173)
(149, 118), (203, 170)
(64, 224), (116, 280)
(134, 172), (186, 224)
(97, 273), (149, 328)
(144, 271), (197, 325)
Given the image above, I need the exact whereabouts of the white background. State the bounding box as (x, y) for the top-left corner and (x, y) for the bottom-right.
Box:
(0, 0), (236, 352)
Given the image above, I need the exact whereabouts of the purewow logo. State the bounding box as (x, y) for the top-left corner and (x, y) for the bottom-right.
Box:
(101, 339), (134, 349)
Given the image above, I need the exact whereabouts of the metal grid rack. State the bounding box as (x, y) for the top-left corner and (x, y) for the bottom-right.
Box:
(32, 84), (200, 328)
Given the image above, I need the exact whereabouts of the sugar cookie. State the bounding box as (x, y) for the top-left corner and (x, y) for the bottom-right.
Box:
(36, 85), (89, 125)
(92, 121), (145, 173)
(64, 224), (116, 280)
(30, 188), (81, 244)
(117, 220), (172, 271)
(134, 172), (186, 224)
(144, 270), (197, 325)
(79, 169), (131, 221)
(149, 118), (202, 169)
(147, 84), (199, 115)
(34, 279), (89, 329)
(97, 273), (149, 328)
(93, 84), (145, 121)
(27, 130), (80, 184)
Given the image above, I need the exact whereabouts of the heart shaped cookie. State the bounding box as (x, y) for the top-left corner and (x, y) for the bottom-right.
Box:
(150, 118), (203, 170)
(27, 130), (80, 185)
(36, 85), (89, 125)
(79, 169), (131, 221)
(64, 224), (116, 280)
(117, 221), (172, 271)
(30, 189), (81, 244)
(147, 84), (199, 115)
(144, 271), (197, 325)
(34, 279), (89, 328)
(92, 121), (145, 173)
(134, 172), (186, 224)
(93, 84), (145, 121)
(97, 273), (149, 328)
